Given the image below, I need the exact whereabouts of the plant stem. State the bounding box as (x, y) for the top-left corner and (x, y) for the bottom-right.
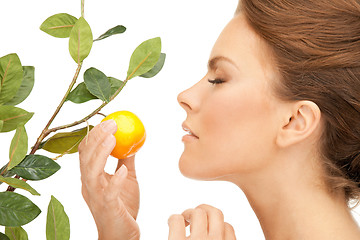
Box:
(81, 0), (85, 18)
(47, 78), (128, 133)
(7, 70), (128, 193)
(7, 65), (82, 191)
(30, 63), (83, 154)
(30, 63), (82, 154)
(97, 112), (107, 118)
(7, 63), (83, 192)
(49, 64), (82, 132)
(6, 175), (21, 192)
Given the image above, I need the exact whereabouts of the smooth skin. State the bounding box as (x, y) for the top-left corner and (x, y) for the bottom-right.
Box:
(79, 13), (360, 240)
(79, 120), (234, 239)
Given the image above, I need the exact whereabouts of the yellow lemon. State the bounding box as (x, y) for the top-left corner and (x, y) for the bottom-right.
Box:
(101, 110), (146, 159)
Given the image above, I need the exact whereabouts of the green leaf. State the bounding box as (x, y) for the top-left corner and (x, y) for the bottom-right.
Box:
(84, 68), (111, 103)
(67, 77), (124, 104)
(0, 164), (15, 179)
(0, 54), (23, 105)
(0, 106), (33, 133)
(66, 82), (97, 104)
(0, 232), (10, 240)
(0, 191), (41, 227)
(46, 196), (70, 240)
(40, 13), (78, 38)
(93, 25), (126, 42)
(108, 77), (125, 96)
(5, 226), (28, 240)
(0, 120), (3, 132)
(8, 126), (28, 170)
(42, 126), (94, 154)
(0, 176), (39, 196)
(5, 66), (35, 106)
(140, 53), (166, 78)
(69, 17), (93, 64)
(127, 37), (161, 80)
(11, 154), (60, 181)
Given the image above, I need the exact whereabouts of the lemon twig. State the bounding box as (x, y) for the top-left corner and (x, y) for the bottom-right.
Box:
(97, 112), (107, 117)
(36, 80), (127, 163)
(81, 0), (85, 18)
(7, 63), (83, 192)
(6, 65), (130, 192)
(30, 63), (83, 155)
(36, 55), (146, 138)
(45, 78), (129, 134)
(6, 0), (87, 192)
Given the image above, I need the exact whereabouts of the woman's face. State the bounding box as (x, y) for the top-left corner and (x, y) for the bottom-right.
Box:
(177, 14), (284, 180)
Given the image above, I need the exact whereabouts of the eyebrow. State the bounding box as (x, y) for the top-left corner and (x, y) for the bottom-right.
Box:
(207, 56), (239, 71)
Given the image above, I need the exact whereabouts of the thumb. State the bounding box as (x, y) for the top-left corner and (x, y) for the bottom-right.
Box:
(116, 155), (136, 178)
(104, 164), (128, 207)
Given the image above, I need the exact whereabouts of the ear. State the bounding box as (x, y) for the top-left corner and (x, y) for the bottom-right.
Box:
(276, 100), (321, 147)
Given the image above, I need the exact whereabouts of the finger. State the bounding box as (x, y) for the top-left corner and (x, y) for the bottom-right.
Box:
(90, 134), (116, 174)
(196, 204), (224, 238)
(116, 155), (136, 179)
(182, 208), (208, 237)
(84, 134), (116, 185)
(80, 137), (116, 193)
(78, 123), (103, 160)
(224, 222), (236, 240)
(79, 120), (117, 178)
(97, 165), (137, 235)
(79, 120), (117, 166)
(168, 214), (186, 240)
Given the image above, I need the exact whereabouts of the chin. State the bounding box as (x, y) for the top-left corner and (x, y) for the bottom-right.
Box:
(178, 154), (224, 181)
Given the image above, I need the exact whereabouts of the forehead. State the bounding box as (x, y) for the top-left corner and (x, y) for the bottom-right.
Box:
(209, 14), (278, 81)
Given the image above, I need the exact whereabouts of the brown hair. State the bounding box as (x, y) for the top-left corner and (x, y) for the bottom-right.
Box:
(237, 0), (360, 203)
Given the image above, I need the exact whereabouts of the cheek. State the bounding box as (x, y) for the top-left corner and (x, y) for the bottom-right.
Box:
(179, 85), (277, 179)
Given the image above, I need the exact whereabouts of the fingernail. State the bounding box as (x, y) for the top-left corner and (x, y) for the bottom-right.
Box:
(101, 120), (117, 132)
(102, 134), (115, 147)
(116, 164), (127, 177)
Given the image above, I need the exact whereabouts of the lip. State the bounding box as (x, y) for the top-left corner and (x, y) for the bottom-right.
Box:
(182, 122), (199, 139)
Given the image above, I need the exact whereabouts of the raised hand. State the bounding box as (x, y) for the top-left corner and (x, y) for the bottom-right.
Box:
(78, 120), (140, 240)
(168, 204), (236, 240)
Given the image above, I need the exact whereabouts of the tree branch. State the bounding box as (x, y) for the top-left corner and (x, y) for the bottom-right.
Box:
(30, 63), (83, 155)
(46, 78), (128, 134)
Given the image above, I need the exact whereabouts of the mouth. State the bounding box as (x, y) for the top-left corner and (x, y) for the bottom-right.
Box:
(182, 122), (199, 139)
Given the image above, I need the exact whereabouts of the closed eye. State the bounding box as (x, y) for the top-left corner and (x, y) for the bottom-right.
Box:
(208, 78), (225, 85)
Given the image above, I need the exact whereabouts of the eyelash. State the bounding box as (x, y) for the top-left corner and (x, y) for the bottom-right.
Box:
(208, 78), (225, 85)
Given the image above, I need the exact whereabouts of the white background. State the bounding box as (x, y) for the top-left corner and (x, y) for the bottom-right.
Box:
(1, 0), (359, 239)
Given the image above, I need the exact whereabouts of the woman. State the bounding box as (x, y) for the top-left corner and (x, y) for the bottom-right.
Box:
(78, 0), (360, 239)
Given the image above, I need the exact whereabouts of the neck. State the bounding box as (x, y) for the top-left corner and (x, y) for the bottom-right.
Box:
(227, 153), (360, 239)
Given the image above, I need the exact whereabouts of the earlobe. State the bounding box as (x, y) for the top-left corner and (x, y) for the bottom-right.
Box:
(276, 101), (321, 148)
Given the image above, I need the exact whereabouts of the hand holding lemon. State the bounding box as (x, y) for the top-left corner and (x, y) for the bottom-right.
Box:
(101, 110), (146, 159)
(78, 110), (144, 240)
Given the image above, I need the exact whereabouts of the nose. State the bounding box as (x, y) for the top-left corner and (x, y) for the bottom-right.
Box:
(177, 88), (192, 112)
(177, 79), (203, 113)
(177, 76), (207, 113)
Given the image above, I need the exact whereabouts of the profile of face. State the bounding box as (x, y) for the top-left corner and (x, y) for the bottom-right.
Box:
(177, 14), (286, 181)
